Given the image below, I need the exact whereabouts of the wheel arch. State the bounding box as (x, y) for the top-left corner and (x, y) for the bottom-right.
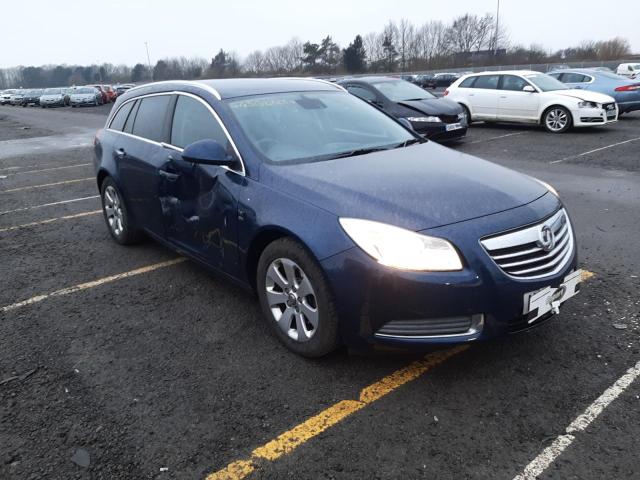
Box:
(245, 226), (312, 291)
(540, 103), (574, 126)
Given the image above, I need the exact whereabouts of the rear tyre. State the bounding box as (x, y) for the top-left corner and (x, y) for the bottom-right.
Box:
(100, 177), (144, 245)
(543, 106), (572, 133)
(257, 238), (341, 357)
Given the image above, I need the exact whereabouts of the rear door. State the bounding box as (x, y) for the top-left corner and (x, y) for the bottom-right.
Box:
(466, 75), (500, 120)
(159, 93), (241, 273)
(558, 72), (592, 90)
(116, 94), (174, 236)
(497, 75), (540, 121)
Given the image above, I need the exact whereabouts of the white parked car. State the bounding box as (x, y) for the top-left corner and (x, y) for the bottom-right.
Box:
(445, 71), (618, 133)
(0, 89), (17, 105)
(616, 63), (640, 78)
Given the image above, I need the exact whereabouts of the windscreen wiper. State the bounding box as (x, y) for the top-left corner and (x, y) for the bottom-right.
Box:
(324, 146), (390, 160)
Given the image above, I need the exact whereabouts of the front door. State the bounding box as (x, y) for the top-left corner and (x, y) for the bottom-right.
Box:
(159, 93), (243, 273)
(497, 75), (540, 121)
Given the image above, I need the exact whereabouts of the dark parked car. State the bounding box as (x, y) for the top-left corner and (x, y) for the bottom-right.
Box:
(94, 78), (582, 357)
(20, 89), (44, 107)
(430, 73), (461, 88)
(339, 76), (467, 141)
(414, 74), (436, 89)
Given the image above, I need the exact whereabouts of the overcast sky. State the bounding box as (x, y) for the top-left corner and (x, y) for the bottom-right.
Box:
(1, 0), (638, 68)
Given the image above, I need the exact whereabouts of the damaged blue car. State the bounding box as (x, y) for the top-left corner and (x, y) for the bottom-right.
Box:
(94, 78), (582, 357)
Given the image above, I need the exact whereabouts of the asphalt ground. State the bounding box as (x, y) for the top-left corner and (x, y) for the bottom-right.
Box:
(0, 102), (638, 480)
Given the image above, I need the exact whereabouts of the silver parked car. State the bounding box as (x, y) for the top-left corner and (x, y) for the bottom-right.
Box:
(40, 88), (67, 107)
(0, 89), (16, 105)
(70, 87), (102, 107)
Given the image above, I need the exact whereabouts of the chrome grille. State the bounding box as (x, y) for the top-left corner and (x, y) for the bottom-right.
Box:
(481, 209), (574, 280)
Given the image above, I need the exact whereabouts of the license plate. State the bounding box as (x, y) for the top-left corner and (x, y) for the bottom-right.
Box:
(446, 123), (463, 131)
(523, 270), (583, 324)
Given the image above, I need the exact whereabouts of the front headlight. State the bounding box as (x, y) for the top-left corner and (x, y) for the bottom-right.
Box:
(531, 177), (559, 197)
(578, 101), (598, 108)
(406, 116), (441, 123)
(339, 218), (463, 271)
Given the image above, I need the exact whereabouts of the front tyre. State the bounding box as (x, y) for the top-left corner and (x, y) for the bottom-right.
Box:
(543, 106), (572, 133)
(100, 177), (143, 245)
(257, 238), (341, 357)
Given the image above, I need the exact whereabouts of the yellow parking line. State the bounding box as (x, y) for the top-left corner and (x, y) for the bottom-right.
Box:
(581, 270), (595, 281)
(205, 346), (468, 480)
(0, 258), (186, 313)
(0, 177), (93, 193)
(206, 269), (597, 480)
(0, 210), (102, 233)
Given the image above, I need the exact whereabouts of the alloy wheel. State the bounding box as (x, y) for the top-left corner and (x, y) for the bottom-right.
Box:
(103, 185), (124, 237)
(545, 108), (569, 132)
(265, 258), (319, 342)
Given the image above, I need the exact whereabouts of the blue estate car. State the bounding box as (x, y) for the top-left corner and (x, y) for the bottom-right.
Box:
(549, 69), (640, 115)
(94, 78), (583, 357)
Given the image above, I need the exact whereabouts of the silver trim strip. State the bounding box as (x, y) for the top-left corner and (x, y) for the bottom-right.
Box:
(374, 314), (484, 340)
(481, 209), (575, 280)
(125, 80), (221, 100)
(105, 90), (245, 176)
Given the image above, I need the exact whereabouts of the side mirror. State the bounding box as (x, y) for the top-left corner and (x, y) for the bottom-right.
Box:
(523, 85), (536, 93)
(182, 139), (234, 166)
(398, 118), (414, 131)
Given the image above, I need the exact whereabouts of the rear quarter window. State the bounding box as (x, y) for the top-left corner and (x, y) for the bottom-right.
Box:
(459, 77), (476, 88)
(131, 95), (172, 142)
(109, 101), (135, 131)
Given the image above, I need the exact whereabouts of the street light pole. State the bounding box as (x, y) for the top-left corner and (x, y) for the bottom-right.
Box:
(145, 41), (153, 80)
(494, 0), (500, 56)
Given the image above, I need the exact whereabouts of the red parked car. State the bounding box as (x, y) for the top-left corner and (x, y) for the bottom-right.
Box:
(102, 85), (117, 103)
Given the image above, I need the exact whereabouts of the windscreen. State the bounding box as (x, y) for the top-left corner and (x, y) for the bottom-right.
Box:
(525, 74), (569, 92)
(371, 80), (437, 101)
(227, 91), (414, 164)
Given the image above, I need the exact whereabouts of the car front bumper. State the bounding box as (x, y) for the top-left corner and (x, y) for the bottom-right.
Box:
(320, 193), (580, 350)
(414, 122), (468, 141)
(572, 105), (618, 127)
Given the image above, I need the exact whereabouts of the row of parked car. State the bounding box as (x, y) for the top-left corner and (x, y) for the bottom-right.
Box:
(335, 67), (639, 137)
(400, 63), (640, 90)
(0, 84), (135, 108)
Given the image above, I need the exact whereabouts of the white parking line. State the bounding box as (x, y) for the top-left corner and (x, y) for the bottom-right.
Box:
(468, 132), (527, 144)
(550, 136), (640, 164)
(0, 177), (93, 193)
(513, 359), (640, 480)
(0, 258), (187, 313)
(0, 195), (100, 216)
(0, 210), (101, 233)
(8, 163), (91, 176)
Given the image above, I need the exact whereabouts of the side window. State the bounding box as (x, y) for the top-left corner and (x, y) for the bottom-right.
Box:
(500, 75), (528, 91)
(170, 95), (231, 151)
(109, 101), (135, 131)
(131, 95), (172, 142)
(549, 73), (562, 80)
(459, 77), (476, 88)
(473, 75), (500, 89)
(346, 86), (377, 103)
(562, 73), (587, 83)
(123, 100), (139, 134)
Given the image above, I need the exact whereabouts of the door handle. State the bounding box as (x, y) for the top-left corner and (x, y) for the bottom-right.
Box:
(500, 95), (507, 98)
(159, 169), (179, 181)
(115, 148), (125, 158)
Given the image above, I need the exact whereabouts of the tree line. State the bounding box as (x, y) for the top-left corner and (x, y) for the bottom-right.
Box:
(0, 13), (633, 89)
